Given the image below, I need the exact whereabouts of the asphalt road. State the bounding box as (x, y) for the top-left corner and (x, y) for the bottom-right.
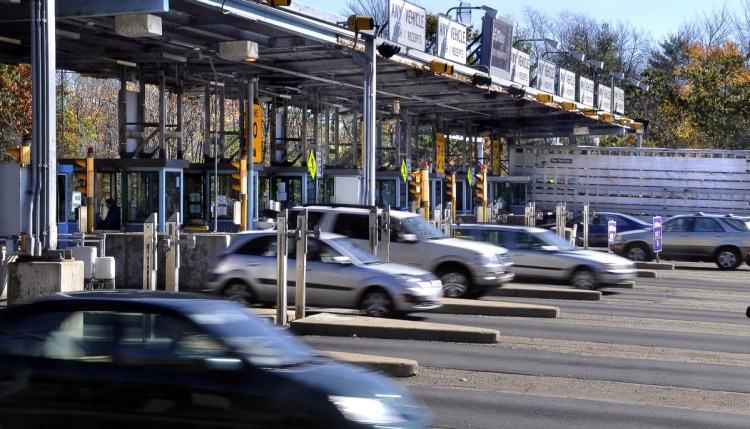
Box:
(301, 264), (750, 428)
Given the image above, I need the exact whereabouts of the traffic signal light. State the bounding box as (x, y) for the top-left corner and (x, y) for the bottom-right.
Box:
(231, 159), (248, 231)
(475, 167), (487, 205)
(74, 149), (94, 198)
(8, 145), (30, 164)
(409, 170), (422, 202)
(74, 147), (95, 232)
(420, 164), (430, 205)
(445, 172), (456, 199)
(231, 159), (247, 194)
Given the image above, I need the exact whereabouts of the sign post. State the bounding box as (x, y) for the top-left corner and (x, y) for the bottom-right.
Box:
(652, 216), (663, 262)
(607, 220), (617, 252)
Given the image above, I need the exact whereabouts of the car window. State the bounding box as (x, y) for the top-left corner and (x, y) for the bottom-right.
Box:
(665, 217), (693, 232)
(693, 218), (722, 232)
(723, 218), (750, 231)
(290, 238), (343, 263)
(0, 310), (231, 368)
(235, 235), (277, 257)
(288, 210), (323, 230)
(332, 213), (370, 240)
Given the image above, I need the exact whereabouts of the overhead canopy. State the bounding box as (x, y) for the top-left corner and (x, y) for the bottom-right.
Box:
(0, 0), (630, 139)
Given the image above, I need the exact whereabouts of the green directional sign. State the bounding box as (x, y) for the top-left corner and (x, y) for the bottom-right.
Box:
(401, 159), (408, 182)
(467, 166), (474, 187)
(307, 151), (317, 179)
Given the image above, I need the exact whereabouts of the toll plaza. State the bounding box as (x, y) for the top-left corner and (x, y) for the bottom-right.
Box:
(0, 0), (636, 297)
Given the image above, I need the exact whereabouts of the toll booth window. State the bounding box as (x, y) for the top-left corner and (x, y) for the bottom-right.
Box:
(125, 172), (159, 223)
(376, 180), (396, 207)
(184, 174), (205, 222)
(209, 175), (237, 220)
(165, 172), (181, 220)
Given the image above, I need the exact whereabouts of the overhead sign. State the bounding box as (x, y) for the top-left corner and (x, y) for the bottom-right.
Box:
(559, 68), (576, 100)
(536, 59), (556, 94)
(613, 87), (625, 114)
(653, 216), (663, 253)
(388, 0), (426, 52)
(510, 48), (530, 86)
(479, 12), (513, 80)
(435, 132), (446, 174)
(437, 15), (466, 64)
(597, 84), (612, 113)
(578, 76), (594, 107)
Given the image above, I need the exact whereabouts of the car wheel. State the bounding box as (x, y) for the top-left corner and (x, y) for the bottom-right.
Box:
(625, 243), (649, 262)
(360, 289), (393, 317)
(715, 248), (741, 270)
(571, 268), (597, 289)
(223, 281), (254, 306)
(440, 270), (471, 298)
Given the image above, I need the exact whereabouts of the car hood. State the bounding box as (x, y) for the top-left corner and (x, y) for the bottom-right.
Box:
(276, 359), (433, 426)
(558, 249), (636, 265)
(617, 227), (653, 239)
(363, 261), (436, 278)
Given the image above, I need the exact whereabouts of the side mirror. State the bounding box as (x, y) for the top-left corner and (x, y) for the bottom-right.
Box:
(329, 256), (352, 265)
(400, 233), (418, 243)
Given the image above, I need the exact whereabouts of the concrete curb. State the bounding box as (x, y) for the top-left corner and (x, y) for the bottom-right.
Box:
(488, 285), (602, 301)
(635, 262), (675, 270)
(637, 270), (657, 278)
(289, 313), (500, 344)
(320, 351), (418, 377)
(436, 298), (559, 318)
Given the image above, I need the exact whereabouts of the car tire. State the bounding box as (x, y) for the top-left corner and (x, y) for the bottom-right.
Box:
(360, 288), (394, 317)
(715, 248), (741, 270)
(625, 243), (650, 262)
(223, 281), (254, 306)
(571, 267), (597, 289)
(439, 269), (471, 298)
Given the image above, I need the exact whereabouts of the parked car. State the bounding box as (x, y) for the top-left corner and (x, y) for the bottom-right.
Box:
(0, 291), (433, 429)
(206, 231), (443, 317)
(289, 205), (514, 298)
(452, 224), (637, 289)
(611, 213), (750, 269)
(563, 212), (652, 247)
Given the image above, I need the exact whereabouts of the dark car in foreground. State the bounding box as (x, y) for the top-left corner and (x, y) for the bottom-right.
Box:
(611, 213), (750, 269)
(0, 291), (432, 429)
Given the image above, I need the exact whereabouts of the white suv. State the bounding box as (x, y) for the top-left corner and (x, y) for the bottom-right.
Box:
(290, 206), (514, 298)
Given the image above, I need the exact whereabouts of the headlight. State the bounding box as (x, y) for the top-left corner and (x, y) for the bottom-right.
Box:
(395, 275), (421, 283)
(329, 396), (404, 425)
(474, 254), (497, 265)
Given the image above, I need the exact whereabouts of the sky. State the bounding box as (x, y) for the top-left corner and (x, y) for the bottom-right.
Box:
(304, 0), (747, 42)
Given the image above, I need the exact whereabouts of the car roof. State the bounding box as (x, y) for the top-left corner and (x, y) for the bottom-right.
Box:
(293, 205), (418, 219)
(452, 223), (549, 234)
(0, 290), (229, 317)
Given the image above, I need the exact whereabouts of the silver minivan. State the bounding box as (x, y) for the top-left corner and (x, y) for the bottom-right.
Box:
(290, 206), (514, 298)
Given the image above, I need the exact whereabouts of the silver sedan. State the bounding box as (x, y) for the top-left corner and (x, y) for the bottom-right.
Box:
(205, 231), (443, 317)
(453, 224), (637, 289)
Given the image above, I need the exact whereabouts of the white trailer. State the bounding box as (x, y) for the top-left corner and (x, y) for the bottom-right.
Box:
(508, 145), (750, 217)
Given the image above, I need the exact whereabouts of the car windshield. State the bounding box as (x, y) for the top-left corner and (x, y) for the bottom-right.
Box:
(536, 230), (578, 251)
(401, 216), (445, 240)
(329, 237), (381, 264)
(184, 301), (323, 368)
